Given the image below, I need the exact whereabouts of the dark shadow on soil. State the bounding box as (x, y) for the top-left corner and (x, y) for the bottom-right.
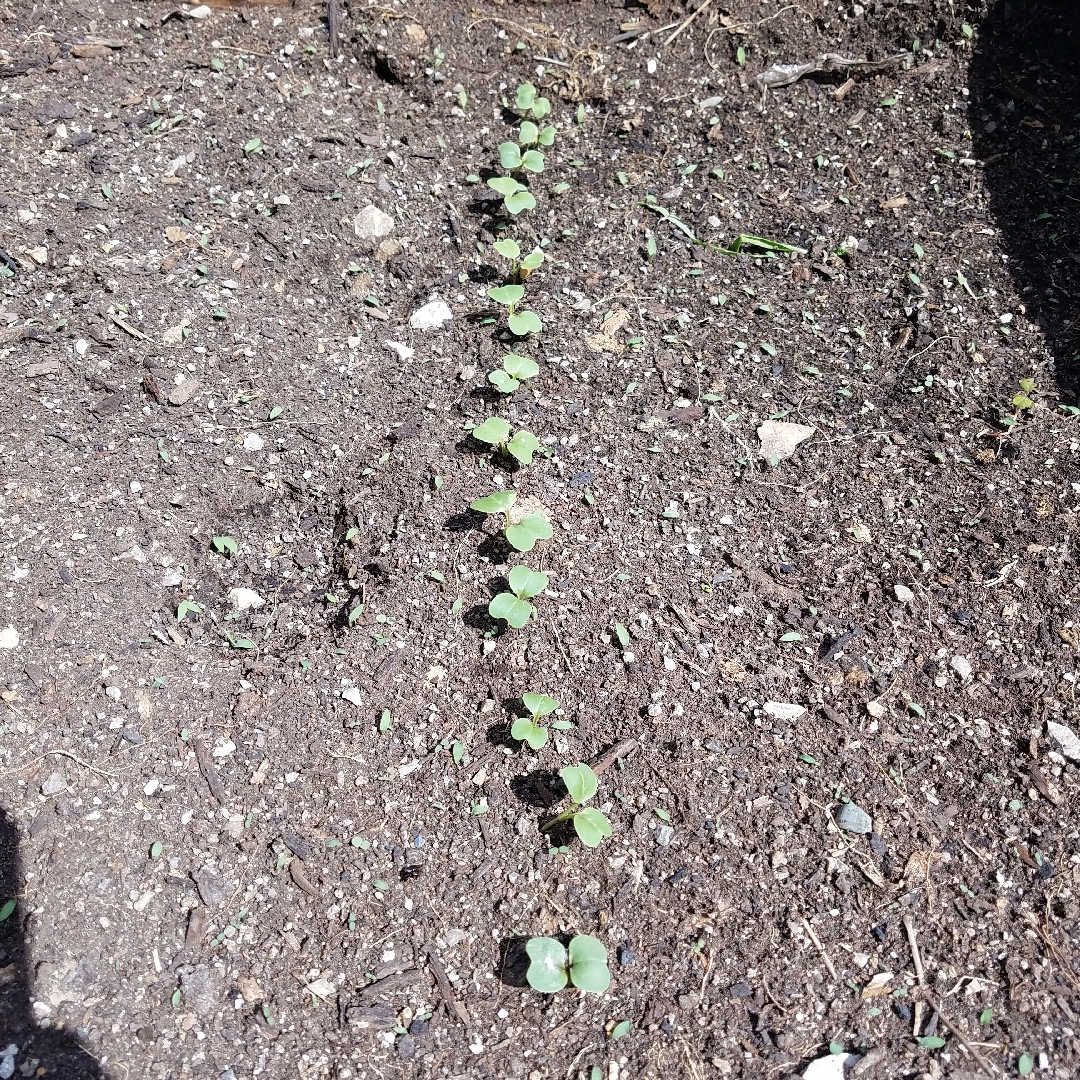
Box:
(970, 0), (1080, 395)
(0, 806), (107, 1079)
(508, 771), (563, 810)
(496, 937), (530, 988)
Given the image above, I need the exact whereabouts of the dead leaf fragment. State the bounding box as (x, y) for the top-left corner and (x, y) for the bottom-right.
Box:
(168, 378), (201, 406)
(165, 225), (190, 244)
(860, 971), (894, 999)
(757, 420), (815, 461)
(585, 308), (630, 353)
(236, 975), (263, 1002)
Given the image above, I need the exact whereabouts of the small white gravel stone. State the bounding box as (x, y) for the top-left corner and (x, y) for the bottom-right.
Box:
(409, 299), (453, 330)
(243, 432), (264, 452)
(229, 587), (264, 611)
(949, 655), (972, 680)
(1048, 720), (1080, 762)
(893, 583), (915, 603)
(0, 626), (19, 649)
(353, 204), (395, 240)
(764, 701), (807, 722)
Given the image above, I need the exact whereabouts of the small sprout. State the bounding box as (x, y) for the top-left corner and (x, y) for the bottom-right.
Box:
(499, 141), (523, 170)
(150, 841), (163, 859)
(470, 489), (517, 514)
(489, 352), (540, 394)
(526, 934), (611, 994)
(505, 513), (552, 552)
(379, 709), (392, 732)
(488, 283), (525, 313)
(268, 405), (284, 420)
(471, 418), (540, 465)
(487, 176), (536, 216)
(0, 899), (15, 923)
(243, 137), (263, 156)
(509, 310), (543, 337)
(537, 125), (556, 146)
(515, 83), (552, 120)
(520, 149), (545, 173)
(489, 564), (548, 628)
(452, 740), (465, 764)
(542, 763), (613, 848)
(610, 1020), (633, 1040)
(614, 622), (630, 648)
(212, 535), (237, 556)
(519, 120), (539, 144)
(510, 692), (560, 750)
(176, 599), (202, 623)
(1013, 377), (1036, 411)
(493, 237), (522, 262)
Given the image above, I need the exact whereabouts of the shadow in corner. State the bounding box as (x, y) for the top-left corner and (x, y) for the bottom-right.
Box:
(0, 806), (107, 1079)
(970, 1), (1080, 397)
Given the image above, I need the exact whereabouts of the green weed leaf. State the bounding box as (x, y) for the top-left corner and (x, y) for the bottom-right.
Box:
(489, 370), (520, 394)
(499, 141), (522, 170)
(521, 149), (545, 173)
(493, 238), (520, 261)
(505, 189), (537, 215)
(519, 120), (539, 145)
(522, 692), (558, 717)
(508, 310), (543, 336)
(488, 176), (524, 196)
(488, 284), (525, 308)
(511, 716), (548, 750)
(537, 125), (556, 146)
(212, 535), (237, 555)
(470, 490), (516, 514)
(503, 353), (539, 380)
(508, 564), (548, 598)
(506, 429), (540, 464)
(516, 83), (537, 112)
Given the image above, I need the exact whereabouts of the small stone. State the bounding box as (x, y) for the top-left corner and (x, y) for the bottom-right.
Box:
(168, 378), (201, 406)
(757, 420), (815, 461)
(180, 965), (220, 1017)
(375, 238), (403, 264)
(408, 1017), (428, 1036)
(193, 867), (224, 908)
(409, 299), (453, 330)
(835, 802), (872, 834)
(764, 701), (806, 722)
(893, 583), (914, 604)
(383, 340), (414, 362)
(122, 729), (142, 745)
(678, 993), (699, 1010)
(441, 928), (467, 947)
(0, 626), (19, 650)
(655, 824), (675, 847)
(228, 588), (264, 612)
(397, 1035), (415, 1060)
(243, 432), (264, 452)
(728, 981), (751, 998)
(161, 568), (184, 588)
(0, 1045), (16, 1080)
(803, 1052), (859, 1080)
(41, 772), (66, 797)
(353, 204), (395, 240)
(617, 944), (635, 966)
(1047, 720), (1080, 762)
(949, 655), (972, 681)
(342, 687), (363, 707)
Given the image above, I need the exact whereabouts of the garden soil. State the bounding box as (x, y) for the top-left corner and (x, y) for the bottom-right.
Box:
(1, 1), (1079, 1078)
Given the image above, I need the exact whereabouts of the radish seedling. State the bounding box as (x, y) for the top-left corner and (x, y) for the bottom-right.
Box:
(515, 83), (552, 121)
(542, 763), (613, 848)
(492, 239), (545, 282)
(499, 141), (545, 174)
(525, 934), (610, 994)
(471, 417), (540, 465)
(488, 284), (543, 337)
(488, 352), (540, 393)
(487, 176), (536, 216)
(488, 564), (548, 628)
(518, 120), (556, 147)
(510, 692), (561, 749)
(469, 489), (552, 552)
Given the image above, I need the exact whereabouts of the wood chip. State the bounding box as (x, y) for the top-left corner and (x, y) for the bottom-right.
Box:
(192, 735), (227, 804)
(290, 858), (320, 897)
(426, 950), (470, 1025)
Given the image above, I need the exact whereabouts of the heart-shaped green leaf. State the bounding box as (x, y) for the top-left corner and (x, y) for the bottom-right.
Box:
(522, 692), (559, 717)
(521, 150), (545, 174)
(488, 284), (525, 308)
(487, 176), (524, 196)
(502, 353), (539, 380)
(505, 513), (552, 552)
(499, 141), (522, 170)
(488, 370), (520, 394)
(525, 936), (567, 992)
(519, 249), (544, 272)
(531, 96), (552, 119)
(537, 125), (556, 146)
(506, 429), (540, 465)
(489, 591), (534, 628)
(508, 564), (548, 598)
(573, 807), (613, 848)
(470, 490), (516, 514)
(493, 238), (520, 261)
(504, 189), (537, 215)
(561, 762), (598, 805)
(516, 83), (537, 112)
(508, 310), (543, 336)
(567, 934), (610, 993)
(519, 120), (539, 145)
(472, 417), (512, 446)
(511, 716), (548, 751)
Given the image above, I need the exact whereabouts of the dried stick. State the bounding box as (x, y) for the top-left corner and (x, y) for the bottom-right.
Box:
(801, 918), (838, 981)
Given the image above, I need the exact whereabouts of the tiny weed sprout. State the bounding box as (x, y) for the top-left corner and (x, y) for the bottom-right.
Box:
(543, 763), (613, 848)
(489, 353), (540, 394)
(487, 176), (536, 216)
(1013, 377), (1036, 411)
(525, 934), (610, 994)
(488, 564), (548, 628)
(212, 535), (237, 556)
(471, 417), (540, 465)
(510, 692), (560, 750)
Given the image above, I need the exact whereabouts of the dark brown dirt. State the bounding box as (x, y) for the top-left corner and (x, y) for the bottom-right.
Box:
(1, 1), (1079, 1079)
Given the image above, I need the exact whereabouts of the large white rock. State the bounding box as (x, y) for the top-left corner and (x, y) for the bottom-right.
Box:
(1048, 720), (1080, 762)
(353, 204), (395, 240)
(0, 626), (19, 649)
(409, 299), (453, 330)
(229, 588), (265, 612)
(764, 701), (807, 722)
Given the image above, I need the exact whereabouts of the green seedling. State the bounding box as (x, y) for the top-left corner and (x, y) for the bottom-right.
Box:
(469, 489), (552, 552)
(1013, 377), (1035, 411)
(499, 141), (546, 174)
(510, 692), (560, 750)
(515, 83), (552, 120)
(487, 176), (536, 216)
(716, 234), (807, 256)
(488, 564), (548, 628)
(492, 239), (545, 281)
(489, 352), (540, 393)
(212, 535), (237, 556)
(526, 934), (610, 994)
(518, 120), (557, 147)
(487, 284), (543, 336)
(176, 599), (202, 623)
(471, 417), (540, 465)
(542, 763), (613, 848)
